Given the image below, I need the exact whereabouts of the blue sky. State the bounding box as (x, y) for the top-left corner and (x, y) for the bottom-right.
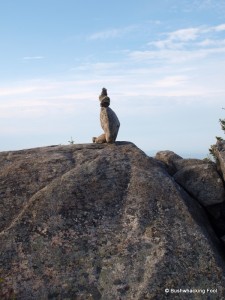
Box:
(1, 0), (225, 157)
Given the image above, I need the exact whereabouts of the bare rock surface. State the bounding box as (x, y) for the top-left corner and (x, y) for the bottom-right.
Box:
(1, 143), (225, 299)
(155, 151), (206, 175)
(155, 150), (183, 175)
(174, 164), (225, 206)
(156, 150), (225, 207)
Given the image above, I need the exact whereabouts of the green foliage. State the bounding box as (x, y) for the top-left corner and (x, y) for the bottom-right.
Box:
(208, 145), (216, 162)
(219, 118), (225, 133)
(207, 112), (225, 160)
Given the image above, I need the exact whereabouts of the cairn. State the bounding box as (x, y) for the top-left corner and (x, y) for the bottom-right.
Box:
(93, 88), (120, 143)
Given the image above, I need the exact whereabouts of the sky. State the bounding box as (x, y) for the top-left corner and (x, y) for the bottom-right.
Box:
(1, 0), (225, 157)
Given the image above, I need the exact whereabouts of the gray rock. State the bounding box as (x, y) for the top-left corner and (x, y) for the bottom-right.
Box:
(93, 88), (120, 144)
(174, 163), (225, 206)
(100, 107), (120, 143)
(0, 142), (225, 299)
(156, 150), (225, 207)
(155, 150), (206, 175)
(155, 150), (182, 163)
(99, 87), (110, 107)
(92, 133), (106, 144)
(155, 150), (182, 174)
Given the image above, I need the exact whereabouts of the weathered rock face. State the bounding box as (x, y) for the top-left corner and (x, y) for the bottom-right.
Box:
(174, 164), (225, 206)
(155, 150), (183, 175)
(1, 143), (225, 299)
(156, 150), (225, 207)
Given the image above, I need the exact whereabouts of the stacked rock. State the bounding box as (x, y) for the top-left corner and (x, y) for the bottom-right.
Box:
(93, 88), (120, 143)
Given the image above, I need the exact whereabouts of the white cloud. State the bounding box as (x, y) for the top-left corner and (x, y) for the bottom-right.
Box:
(134, 23), (225, 65)
(129, 47), (225, 67)
(89, 29), (120, 40)
(214, 24), (225, 32)
(149, 39), (183, 50)
(0, 86), (38, 97)
(152, 76), (188, 88)
(148, 28), (201, 51)
(198, 39), (215, 46)
(148, 24), (225, 51)
(198, 38), (225, 47)
(88, 25), (137, 40)
(0, 80), (61, 97)
(23, 56), (44, 60)
(168, 28), (201, 42)
(130, 49), (193, 63)
(73, 62), (119, 72)
(181, 0), (225, 15)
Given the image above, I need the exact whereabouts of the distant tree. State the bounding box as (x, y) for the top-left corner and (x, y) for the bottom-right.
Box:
(219, 118), (225, 133)
(207, 109), (225, 162)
